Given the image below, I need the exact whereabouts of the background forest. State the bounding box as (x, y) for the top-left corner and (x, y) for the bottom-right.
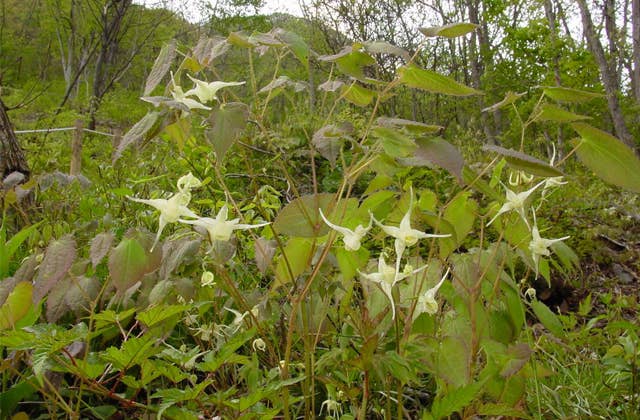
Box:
(0, 0), (639, 418)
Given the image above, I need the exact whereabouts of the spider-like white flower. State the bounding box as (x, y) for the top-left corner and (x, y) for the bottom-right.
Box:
(529, 212), (570, 276)
(184, 75), (245, 103)
(128, 191), (197, 251)
(487, 180), (545, 228)
(359, 254), (428, 319)
(372, 187), (450, 268)
(417, 268), (450, 315)
(200, 271), (215, 287)
(180, 204), (269, 244)
(319, 208), (372, 251)
(252, 338), (266, 352)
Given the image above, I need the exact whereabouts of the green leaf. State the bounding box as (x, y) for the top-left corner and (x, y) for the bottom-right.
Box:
(1, 221), (40, 279)
(137, 304), (190, 329)
(438, 192), (477, 257)
(530, 300), (564, 337)
(144, 40), (176, 95)
(398, 65), (482, 96)
(227, 31), (255, 48)
(541, 86), (604, 103)
(534, 103), (590, 122)
(341, 83), (375, 107)
(401, 137), (465, 182)
(429, 382), (482, 419)
(205, 102), (249, 165)
(113, 111), (161, 162)
(482, 91), (525, 112)
(32, 235), (77, 302)
(371, 126), (416, 158)
(478, 403), (532, 419)
(420, 22), (479, 38)
(273, 194), (354, 237)
(335, 247), (369, 280)
(482, 144), (563, 177)
(101, 336), (160, 370)
(0, 282), (32, 329)
(571, 123), (640, 193)
(436, 337), (471, 387)
(0, 380), (36, 416)
(197, 328), (256, 372)
(108, 235), (160, 294)
(164, 117), (191, 150)
(274, 238), (315, 288)
(462, 167), (502, 201)
(319, 46), (376, 81)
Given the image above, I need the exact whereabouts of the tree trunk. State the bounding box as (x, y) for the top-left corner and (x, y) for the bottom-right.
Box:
(633, 0), (640, 101)
(0, 98), (29, 180)
(576, 0), (634, 149)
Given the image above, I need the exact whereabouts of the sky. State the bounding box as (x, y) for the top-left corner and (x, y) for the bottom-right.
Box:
(135, 0), (303, 23)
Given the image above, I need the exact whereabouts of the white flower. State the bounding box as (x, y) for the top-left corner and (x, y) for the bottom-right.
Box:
(184, 75), (245, 103)
(487, 180), (545, 228)
(200, 271), (215, 287)
(373, 187), (450, 266)
(508, 170), (534, 186)
(177, 172), (202, 193)
(320, 398), (342, 419)
(529, 221), (570, 276)
(128, 191), (197, 250)
(252, 338), (266, 352)
(359, 254), (428, 319)
(417, 268), (450, 315)
(319, 208), (372, 251)
(180, 204), (269, 243)
(171, 85), (212, 110)
(541, 143), (567, 198)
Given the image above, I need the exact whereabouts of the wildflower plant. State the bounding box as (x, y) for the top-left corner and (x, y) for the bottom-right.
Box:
(4, 22), (640, 420)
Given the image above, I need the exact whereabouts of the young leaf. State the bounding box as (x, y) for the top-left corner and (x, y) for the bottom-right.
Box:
(193, 36), (230, 66)
(571, 123), (640, 193)
(482, 144), (563, 177)
(312, 123), (353, 167)
(90, 232), (115, 267)
(254, 237), (277, 274)
(205, 102), (249, 165)
(402, 137), (465, 182)
(273, 28), (309, 69)
(420, 22), (479, 38)
(362, 40), (410, 61)
(113, 111), (161, 163)
(144, 40), (176, 95)
(541, 86), (604, 103)
(376, 117), (443, 135)
(398, 65), (482, 96)
(32, 235), (77, 303)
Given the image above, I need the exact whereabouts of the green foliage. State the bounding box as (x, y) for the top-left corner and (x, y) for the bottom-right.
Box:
(0, 8), (637, 420)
